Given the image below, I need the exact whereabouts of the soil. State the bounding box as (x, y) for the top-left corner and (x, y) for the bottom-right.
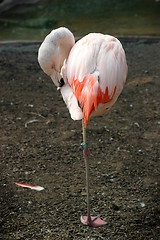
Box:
(0, 38), (160, 240)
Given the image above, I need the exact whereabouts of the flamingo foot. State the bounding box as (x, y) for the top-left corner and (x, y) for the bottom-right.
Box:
(80, 215), (107, 227)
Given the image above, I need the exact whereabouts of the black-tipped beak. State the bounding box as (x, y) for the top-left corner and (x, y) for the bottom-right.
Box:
(59, 78), (65, 87)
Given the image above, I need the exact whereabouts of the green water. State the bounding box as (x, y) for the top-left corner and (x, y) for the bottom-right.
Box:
(0, 0), (160, 41)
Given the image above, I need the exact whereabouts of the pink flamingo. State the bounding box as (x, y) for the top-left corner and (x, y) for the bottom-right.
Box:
(38, 27), (128, 227)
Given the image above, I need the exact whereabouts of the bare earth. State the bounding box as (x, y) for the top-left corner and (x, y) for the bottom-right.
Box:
(0, 38), (160, 240)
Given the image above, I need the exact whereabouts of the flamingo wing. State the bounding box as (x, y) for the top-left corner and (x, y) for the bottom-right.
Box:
(66, 33), (128, 126)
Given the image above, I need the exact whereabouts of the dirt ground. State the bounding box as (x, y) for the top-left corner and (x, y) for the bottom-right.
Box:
(0, 38), (160, 240)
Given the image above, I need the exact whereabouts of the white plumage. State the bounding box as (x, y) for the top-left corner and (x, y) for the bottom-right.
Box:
(38, 28), (127, 126)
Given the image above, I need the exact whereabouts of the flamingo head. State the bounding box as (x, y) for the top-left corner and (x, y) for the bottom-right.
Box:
(38, 27), (75, 87)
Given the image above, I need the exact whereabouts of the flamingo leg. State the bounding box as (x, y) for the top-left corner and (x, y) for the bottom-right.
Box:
(81, 119), (107, 227)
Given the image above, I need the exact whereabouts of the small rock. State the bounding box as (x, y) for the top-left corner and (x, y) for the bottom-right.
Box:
(140, 202), (146, 208)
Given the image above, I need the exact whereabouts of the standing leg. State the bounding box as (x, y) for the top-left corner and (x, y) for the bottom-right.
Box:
(81, 118), (91, 225)
(80, 119), (107, 227)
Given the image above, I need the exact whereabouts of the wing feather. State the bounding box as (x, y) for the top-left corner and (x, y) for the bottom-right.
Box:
(67, 34), (127, 97)
(98, 36), (127, 98)
(65, 33), (127, 126)
(67, 34), (101, 85)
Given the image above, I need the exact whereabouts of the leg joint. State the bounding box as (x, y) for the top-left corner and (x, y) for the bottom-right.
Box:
(81, 142), (88, 149)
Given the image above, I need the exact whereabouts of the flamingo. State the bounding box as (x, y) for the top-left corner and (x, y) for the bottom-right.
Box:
(38, 27), (128, 227)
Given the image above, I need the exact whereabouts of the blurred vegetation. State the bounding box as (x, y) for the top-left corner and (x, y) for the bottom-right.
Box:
(0, 0), (160, 40)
